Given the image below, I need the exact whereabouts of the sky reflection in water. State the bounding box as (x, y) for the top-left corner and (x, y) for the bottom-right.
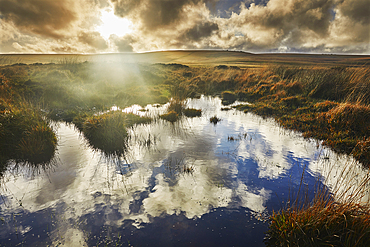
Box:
(0, 96), (367, 246)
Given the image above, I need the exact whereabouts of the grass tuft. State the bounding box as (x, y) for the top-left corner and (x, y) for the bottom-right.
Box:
(183, 108), (202, 117)
(82, 111), (151, 155)
(266, 200), (370, 247)
(159, 110), (179, 122)
(221, 91), (237, 105)
(210, 116), (221, 124)
(265, 163), (370, 247)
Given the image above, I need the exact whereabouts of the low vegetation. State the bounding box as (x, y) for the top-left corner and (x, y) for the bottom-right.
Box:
(81, 111), (150, 155)
(210, 115), (221, 124)
(159, 110), (179, 122)
(221, 90), (237, 105)
(266, 199), (370, 246)
(265, 165), (370, 247)
(183, 108), (202, 117)
(0, 74), (57, 168)
(0, 56), (369, 246)
(160, 65), (370, 166)
(1, 62), (368, 165)
(160, 96), (202, 122)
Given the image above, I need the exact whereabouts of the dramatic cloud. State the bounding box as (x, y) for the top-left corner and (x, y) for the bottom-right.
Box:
(181, 21), (219, 42)
(112, 0), (210, 29)
(110, 34), (134, 52)
(0, 0), (78, 38)
(0, 0), (368, 53)
(338, 0), (369, 24)
(211, 0), (369, 53)
(78, 31), (108, 50)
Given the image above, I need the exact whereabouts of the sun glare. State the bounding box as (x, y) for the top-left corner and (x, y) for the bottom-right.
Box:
(96, 9), (133, 39)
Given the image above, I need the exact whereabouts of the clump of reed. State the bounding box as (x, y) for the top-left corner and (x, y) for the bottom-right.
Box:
(265, 165), (370, 247)
(324, 103), (370, 136)
(160, 98), (202, 122)
(221, 91), (237, 105)
(266, 200), (370, 246)
(183, 108), (201, 117)
(210, 116), (221, 124)
(167, 98), (186, 114)
(0, 102), (57, 165)
(81, 111), (151, 155)
(159, 110), (179, 122)
(163, 155), (195, 176)
(271, 66), (370, 105)
(1, 73), (57, 165)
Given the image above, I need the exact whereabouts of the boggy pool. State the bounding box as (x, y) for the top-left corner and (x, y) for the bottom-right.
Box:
(0, 96), (368, 246)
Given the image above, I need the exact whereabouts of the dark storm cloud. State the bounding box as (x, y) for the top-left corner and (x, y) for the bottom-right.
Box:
(78, 31), (108, 50)
(338, 0), (369, 24)
(111, 0), (215, 30)
(291, 0), (335, 36)
(110, 0), (143, 17)
(138, 0), (204, 29)
(0, 0), (77, 38)
(240, 0), (335, 37)
(181, 21), (219, 41)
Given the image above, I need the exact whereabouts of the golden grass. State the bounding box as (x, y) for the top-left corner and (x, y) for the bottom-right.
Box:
(266, 164), (370, 247)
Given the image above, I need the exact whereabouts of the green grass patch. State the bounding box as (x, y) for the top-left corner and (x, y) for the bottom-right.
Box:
(81, 111), (151, 155)
(0, 102), (57, 165)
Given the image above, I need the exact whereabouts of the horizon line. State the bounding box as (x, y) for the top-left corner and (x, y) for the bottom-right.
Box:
(1, 49), (369, 56)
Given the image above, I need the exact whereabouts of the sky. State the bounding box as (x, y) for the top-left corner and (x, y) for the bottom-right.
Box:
(0, 0), (369, 54)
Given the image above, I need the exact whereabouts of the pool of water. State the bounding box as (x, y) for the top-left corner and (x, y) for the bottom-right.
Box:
(0, 96), (368, 246)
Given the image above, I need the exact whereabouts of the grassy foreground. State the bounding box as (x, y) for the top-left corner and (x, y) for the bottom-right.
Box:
(266, 197), (370, 246)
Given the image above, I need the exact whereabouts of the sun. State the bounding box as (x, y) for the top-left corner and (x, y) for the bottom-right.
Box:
(96, 9), (133, 39)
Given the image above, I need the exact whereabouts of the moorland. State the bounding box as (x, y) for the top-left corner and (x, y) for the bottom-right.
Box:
(0, 51), (369, 246)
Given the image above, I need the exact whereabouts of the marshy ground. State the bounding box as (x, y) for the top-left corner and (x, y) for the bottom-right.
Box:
(0, 51), (369, 246)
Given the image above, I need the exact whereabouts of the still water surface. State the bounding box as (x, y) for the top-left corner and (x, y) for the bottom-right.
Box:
(0, 96), (367, 246)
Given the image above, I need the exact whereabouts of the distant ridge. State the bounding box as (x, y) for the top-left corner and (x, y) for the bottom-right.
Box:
(1, 50), (369, 67)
